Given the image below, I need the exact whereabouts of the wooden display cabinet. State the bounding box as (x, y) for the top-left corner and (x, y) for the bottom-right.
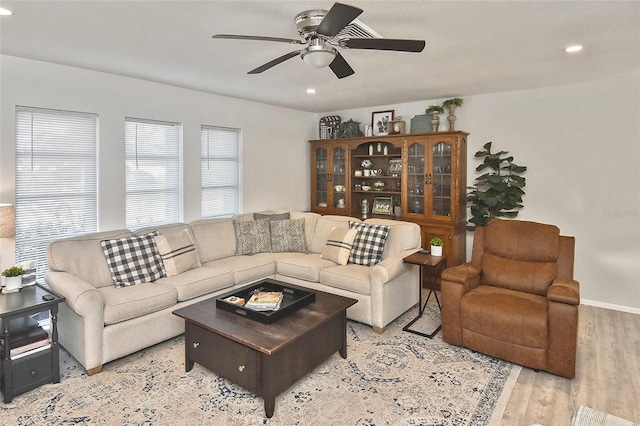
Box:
(310, 131), (468, 267)
(310, 141), (350, 214)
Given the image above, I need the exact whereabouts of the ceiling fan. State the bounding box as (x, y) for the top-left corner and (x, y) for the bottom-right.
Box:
(212, 2), (426, 79)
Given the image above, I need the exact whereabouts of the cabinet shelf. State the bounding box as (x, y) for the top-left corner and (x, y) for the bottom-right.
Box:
(354, 190), (400, 195)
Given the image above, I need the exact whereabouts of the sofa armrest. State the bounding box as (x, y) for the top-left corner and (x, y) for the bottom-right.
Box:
(441, 263), (481, 292)
(547, 278), (580, 305)
(441, 263), (481, 346)
(45, 271), (104, 318)
(370, 249), (416, 286)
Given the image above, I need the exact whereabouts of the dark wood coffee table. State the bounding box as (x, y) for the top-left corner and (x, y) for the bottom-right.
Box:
(172, 280), (357, 418)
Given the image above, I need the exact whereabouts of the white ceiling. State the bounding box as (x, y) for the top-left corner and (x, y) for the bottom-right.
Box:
(1, 1), (638, 113)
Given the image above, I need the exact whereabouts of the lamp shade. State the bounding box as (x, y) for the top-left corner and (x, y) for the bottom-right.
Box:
(0, 203), (15, 238)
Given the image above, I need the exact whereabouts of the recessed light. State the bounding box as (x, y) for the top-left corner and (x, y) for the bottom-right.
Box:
(564, 45), (583, 53)
(0, 7), (12, 16)
(306, 88), (316, 94)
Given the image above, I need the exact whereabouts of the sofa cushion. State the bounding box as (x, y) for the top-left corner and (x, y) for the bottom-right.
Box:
(234, 219), (271, 255)
(270, 218), (307, 253)
(348, 222), (390, 266)
(190, 218), (236, 262)
(98, 282), (177, 325)
(277, 253), (335, 282)
(47, 229), (133, 288)
(254, 212), (290, 221)
(319, 264), (372, 295)
(203, 253), (278, 285)
(154, 266), (234, 301)
(154, 229), (201, 276)
(460, 285), (548, 349)
(364, 219), (422, 260)
(100, 232), (166, 288)
(321, 227), (357, 265)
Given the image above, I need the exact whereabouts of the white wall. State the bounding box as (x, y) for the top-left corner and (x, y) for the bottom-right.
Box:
(0, 55), (316, 270)
(324, 71), (640, 312)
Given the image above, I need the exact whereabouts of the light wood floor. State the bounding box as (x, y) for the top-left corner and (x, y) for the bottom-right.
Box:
(499, 304), (640, 425)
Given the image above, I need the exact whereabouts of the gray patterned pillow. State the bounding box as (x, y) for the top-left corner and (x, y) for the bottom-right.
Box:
(234, 219), (272, 255)
(270, 218), (307, 253)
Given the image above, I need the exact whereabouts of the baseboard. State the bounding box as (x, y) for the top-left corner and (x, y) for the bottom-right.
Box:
(581, 299), (640, 315)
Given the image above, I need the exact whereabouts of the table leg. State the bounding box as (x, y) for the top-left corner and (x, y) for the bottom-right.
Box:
(264, 397), (275, 418)
(403, 261), (446, 339)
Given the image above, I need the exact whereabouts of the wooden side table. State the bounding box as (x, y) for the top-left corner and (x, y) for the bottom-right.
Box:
(0, 284), (65, 403)
(402, 251), (447, 339)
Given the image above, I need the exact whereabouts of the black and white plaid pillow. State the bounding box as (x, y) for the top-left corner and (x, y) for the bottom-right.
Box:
(100, 232), (166, 288)
(348, 221), (390, 266)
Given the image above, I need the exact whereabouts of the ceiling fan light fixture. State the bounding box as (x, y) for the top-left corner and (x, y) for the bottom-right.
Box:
(301, 39), (336, 68)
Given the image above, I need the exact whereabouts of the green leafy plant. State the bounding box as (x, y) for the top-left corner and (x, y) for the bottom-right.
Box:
(442, 97), (463, 108)
(466, 142), (527, 230)
(425, 105), (444, 114)
(2, 266), (24, 277)
(338, 119), (364, 138)
(430, 237), (443, 247)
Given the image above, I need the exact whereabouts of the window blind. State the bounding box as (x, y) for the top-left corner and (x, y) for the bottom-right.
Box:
(201, 126), (240, 218)
(15, 106), (98, 279)
(125, 118), (182, 229)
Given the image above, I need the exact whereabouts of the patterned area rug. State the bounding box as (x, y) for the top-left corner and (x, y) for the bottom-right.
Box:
(0, 305), (520, 425)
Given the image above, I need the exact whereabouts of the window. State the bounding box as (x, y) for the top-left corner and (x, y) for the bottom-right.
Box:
(201, 126), (240, 218)
(15, 106), (98, 279)
(125, 118), (182, 229)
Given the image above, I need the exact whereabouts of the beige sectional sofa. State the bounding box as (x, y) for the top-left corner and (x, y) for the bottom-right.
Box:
(45, 210), (421, 375)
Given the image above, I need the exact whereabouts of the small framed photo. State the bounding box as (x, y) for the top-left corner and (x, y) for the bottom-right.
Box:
(372, 196), (392, 215)
(372, 110), (394, 136)
(387, 158), (402, 176)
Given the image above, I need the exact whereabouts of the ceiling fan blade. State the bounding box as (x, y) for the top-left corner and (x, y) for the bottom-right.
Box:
(248, 50), (302, 74)
(329, 51), (355, 79)
(213, 34), (304, 45)
(342, 38), (426, 53)
(316, 3), (363, 37)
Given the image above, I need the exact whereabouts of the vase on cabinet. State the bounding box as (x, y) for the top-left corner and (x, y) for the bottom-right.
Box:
(447, 105), (457, 131)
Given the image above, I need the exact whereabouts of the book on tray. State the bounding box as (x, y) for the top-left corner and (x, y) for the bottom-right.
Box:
(243, 291), (284, 312)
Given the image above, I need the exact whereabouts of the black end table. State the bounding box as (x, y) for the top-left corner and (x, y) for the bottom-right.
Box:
(0, 283), (65, 403)
(402, 251), (447, 339)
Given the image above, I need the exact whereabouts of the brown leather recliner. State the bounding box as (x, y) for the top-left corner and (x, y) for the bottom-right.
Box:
(441, 219), (580, 378)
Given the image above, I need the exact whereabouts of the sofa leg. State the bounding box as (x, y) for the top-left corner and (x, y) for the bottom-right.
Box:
(86, 365), (103, 376)
(373, 326), (386, 334)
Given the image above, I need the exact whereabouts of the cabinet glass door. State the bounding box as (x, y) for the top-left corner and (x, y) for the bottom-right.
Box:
(407, 142), (425, 214)
(332, 146), (347, 209)
(432, 141), (452, 217)
(314, 147), (328, 208)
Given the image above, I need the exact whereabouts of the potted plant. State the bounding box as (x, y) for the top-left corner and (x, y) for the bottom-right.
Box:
(430, 237), (443, 256)
(442, 98), (463, 130)
(466, 142), (527, 230)
(2, 266), (24, 291)
(425, 105), (444, 132)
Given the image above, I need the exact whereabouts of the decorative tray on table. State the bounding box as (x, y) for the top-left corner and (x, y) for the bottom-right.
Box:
(215, 280), (316, 324)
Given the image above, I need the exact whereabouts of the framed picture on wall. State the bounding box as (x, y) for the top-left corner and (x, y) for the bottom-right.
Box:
(372, 196), (392, 215)
(371, 110), (394, 136)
